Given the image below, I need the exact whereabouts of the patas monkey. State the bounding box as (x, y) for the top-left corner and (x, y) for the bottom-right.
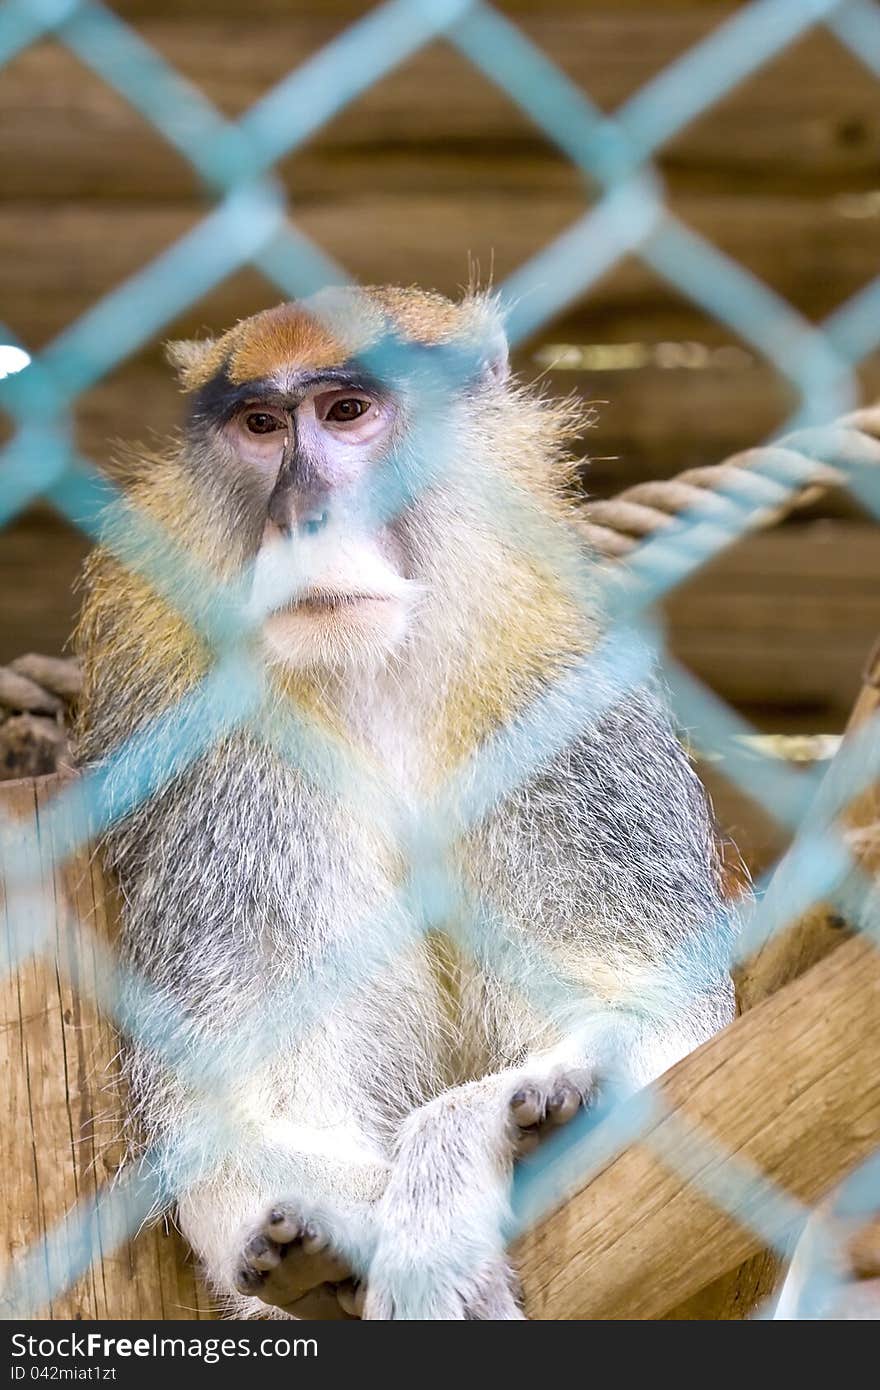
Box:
(76, 286), (735, 1320)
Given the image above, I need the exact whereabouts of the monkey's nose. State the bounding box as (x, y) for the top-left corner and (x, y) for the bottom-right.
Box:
(298, 508), (329, 537)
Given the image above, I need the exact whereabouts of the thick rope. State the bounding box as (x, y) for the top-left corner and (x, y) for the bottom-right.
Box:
(0, 655), (79, 781)
(581, 404), (880, 559)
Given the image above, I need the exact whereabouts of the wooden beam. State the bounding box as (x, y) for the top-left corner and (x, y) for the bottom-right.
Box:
(515, 930), (880, 1320)
(664, 641), (880, 1318)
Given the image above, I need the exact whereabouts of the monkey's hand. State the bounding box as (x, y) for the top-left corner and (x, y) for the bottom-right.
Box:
(362, 1065), (595, 1320)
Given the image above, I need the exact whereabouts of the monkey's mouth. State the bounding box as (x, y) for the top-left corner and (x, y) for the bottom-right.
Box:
(290, 588), (391, 613)
(262, 582), (412, 668)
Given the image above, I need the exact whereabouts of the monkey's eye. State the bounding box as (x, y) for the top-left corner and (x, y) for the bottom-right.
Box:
(245, 411), (285, 435)
(311, 388), (389, 443)
(325, 398), (371, 424)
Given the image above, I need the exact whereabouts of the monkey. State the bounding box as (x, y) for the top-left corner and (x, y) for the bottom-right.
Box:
(74, 284), (736, 1320)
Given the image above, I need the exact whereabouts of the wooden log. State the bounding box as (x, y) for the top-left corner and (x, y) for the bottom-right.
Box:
(515, 930), (880, 1320)
(0, 774), (216, 1319)
(664, 641), (880, 1319)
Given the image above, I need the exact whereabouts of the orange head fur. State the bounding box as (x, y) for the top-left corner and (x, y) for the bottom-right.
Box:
(165, 286), (507, 395)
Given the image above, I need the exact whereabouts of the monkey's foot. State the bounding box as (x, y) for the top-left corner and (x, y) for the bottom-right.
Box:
(235, 1206), (366, 1319)
(509, 1070), (595, 1156)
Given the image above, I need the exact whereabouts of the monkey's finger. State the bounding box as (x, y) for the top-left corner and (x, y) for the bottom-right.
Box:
(515, 1128), (541, 1156)
(510, 1085), (543, 1127)
(235, 1266), (266, 1295)
(547, 1082), (581, 1125)
(301, 1223), (329, 1255)
(266, 1208), (301, 1243)
(245, 1235), (282, 1271)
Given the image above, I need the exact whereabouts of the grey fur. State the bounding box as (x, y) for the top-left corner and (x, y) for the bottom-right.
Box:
(77, 310), (737, 1320)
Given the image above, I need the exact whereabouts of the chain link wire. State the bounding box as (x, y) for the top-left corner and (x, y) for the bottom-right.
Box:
(1, 0), (879, 1320)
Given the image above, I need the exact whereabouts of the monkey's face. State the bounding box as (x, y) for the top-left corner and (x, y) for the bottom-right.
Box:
(229, 378), (416, 672)
(170, 289), (509, 674)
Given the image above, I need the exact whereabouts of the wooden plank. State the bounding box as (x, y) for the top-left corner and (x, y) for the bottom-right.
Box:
(3, 193), (880, 347)
(515, 931), (880, 1320)
(1, 16), (877, 197)
(0, 511), (88, 668)
(667, 526), (880, 583)
(664, 524), (880, 727)
(0, 775), (216, 1318)
(665, 642), (872, 715)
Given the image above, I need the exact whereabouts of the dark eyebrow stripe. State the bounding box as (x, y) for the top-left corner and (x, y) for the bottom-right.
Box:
(188, 363), (386, 427)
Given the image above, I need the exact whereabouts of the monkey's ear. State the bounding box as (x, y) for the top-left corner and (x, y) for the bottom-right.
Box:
(482, 324), (509, 384)
(467, 296), (509, 385)
(164, 337), (221, 391)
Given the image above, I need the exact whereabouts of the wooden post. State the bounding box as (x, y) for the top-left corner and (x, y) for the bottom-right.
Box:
(0, 774), (215, 1319)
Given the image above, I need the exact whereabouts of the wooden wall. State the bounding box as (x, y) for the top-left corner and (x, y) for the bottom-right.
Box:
(1, 1), (879, 727)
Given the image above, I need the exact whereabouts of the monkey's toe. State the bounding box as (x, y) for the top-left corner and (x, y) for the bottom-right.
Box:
(510, 1071), (594, 1155)
(235, 1206), (364, 1318)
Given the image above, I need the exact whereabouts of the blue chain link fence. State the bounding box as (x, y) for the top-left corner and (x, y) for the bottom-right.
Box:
(1, 0), (879, 1320)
